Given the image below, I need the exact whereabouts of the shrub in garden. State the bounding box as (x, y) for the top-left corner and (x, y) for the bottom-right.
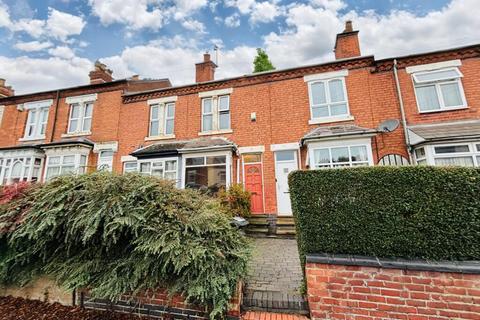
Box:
(0, 172), (251, 319)
(289, 166), (480, 265)
(218, 184), (251, 218)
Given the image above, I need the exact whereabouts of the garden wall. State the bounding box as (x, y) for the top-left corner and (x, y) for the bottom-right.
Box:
(306, 254), (480, 320)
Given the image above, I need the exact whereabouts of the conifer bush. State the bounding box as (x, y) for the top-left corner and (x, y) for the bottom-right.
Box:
(0, 172), (250, 318)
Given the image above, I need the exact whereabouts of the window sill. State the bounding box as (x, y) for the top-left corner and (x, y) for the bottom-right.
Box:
(145, 135), (176, 141)
(198, 129), (233, 136)
(61, 132), (92, 138)
(19, 136), (45, 142)
(308, 115), (354, 125)
(418, 106), (469, 114)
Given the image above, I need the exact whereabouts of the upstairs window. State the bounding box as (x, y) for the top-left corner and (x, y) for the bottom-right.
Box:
(149, 102), (175, 137)
(412, 68), (467, 113)
(202, 95), (230, 132)
(22, 100), (52, 140)
(308, 78), (349, 120)
(68, 102), (93, 134)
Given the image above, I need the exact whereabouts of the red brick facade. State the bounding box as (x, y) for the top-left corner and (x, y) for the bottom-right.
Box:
(306, 261), (480, 320)
(0, 23), (479, 214)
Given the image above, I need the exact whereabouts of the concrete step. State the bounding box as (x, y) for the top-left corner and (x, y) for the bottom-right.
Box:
(242, 290), (308, 315)
(242, 311), (309, 320)
(245, 215), (297, 237)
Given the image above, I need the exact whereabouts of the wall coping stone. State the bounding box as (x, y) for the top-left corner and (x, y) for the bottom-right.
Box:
(306, 253), (480, 274)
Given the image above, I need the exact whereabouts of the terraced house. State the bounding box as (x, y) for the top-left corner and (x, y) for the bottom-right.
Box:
(0, 22), (479, 221)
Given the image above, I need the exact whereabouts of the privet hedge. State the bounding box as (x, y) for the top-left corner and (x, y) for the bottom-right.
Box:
(289, 166), (480, 264)
(0, 172), (250, 319)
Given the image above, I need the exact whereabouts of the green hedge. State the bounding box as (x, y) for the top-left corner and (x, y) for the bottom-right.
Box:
(289, 166), (480, 265)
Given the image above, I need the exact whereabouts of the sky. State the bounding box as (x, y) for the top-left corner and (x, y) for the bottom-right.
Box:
(0, 0), (479, 94)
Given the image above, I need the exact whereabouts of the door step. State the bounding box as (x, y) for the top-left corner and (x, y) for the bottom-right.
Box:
(242, 290), (308, 315)
(245, 215), (296, 237)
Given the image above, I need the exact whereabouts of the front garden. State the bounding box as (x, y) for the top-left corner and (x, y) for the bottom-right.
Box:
(0, 172), (251, 319)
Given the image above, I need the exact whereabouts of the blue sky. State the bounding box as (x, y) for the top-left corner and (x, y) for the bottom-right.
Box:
(0, 0), (478, 94)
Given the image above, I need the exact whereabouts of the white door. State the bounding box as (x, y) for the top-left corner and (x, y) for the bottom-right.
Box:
(274, 150), (298, 216)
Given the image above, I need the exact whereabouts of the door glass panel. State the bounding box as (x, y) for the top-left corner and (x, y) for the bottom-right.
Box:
(243, 154), (262, 163)
(276, 151), (295, 162)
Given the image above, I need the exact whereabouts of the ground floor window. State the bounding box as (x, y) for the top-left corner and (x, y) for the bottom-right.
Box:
(97, 150), (114, 172)
(45, 154), (87, 180)
(414, 142), (480, 167)
(0, 156), (43, 185)
(184, 154), (227, 194)
(123, 161), (138, 173)
(138, 158), (178, 181)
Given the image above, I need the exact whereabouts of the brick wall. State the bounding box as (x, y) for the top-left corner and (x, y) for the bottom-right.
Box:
(305, 255), (480, 320)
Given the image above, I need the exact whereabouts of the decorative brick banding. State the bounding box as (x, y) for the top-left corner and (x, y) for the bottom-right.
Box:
(305, 255), (480, 320)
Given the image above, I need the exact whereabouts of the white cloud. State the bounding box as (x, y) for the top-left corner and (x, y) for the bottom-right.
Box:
(173, 0), (207, 20)
(12, 19), (46, 38)
(181, 19), (206, 33)
(0, 2), (12, 28)
(310, 0), (347, 12)
(48, 46), (76, 59)
(46, 8), (86, 41)
(0, 55), (91, 94)
(14, 40), (53, 52)
(225, 13), (240, 28)
(249, 1), (282, 25)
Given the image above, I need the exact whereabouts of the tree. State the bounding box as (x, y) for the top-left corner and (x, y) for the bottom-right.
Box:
(253, 48), (275, 73)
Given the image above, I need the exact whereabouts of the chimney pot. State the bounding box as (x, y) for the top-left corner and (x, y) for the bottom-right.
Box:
(89, 60), (113, 84)
(344, 20), (353, 33)
(131, 75), (140, 81)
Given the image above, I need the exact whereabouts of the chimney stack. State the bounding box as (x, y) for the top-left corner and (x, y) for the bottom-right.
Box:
(89, 61), (113, 84)
(334, 20), (361, 60)
(0, 79), (15, 97)
(195, 53), (217, 83)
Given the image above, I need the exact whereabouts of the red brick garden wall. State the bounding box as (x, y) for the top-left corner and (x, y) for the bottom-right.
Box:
(305, 258), (480, 320)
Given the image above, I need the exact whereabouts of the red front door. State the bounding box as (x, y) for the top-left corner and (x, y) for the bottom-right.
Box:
(245, 163), (264, 214)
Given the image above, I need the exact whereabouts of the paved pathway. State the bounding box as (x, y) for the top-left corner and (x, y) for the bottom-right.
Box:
(245, 237), (303, 295)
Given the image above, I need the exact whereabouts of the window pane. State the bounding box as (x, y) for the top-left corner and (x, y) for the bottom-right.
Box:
(80, 155), (87, 166)
(330, 103), (348, 116)
(415, 69), (460, 82)
(165, 160), (177, 171)
(440, 83), (463, 107)
(84, 103), (93, 117)
(203, 114), (213, 131)
(434, 145), (469, 154)
(124, 161), (138, 172)
(477, 144), (480, 152)
(331, 147), (349, 163)
(82, 118), (92, 132)
(415, 148), (425, 158)
(207, 156), (226, 165)
(219, 96), (229, 111)
(435, 157), (474, 167)
(63, 155), (75, 164)
(11, 162), (22, 177)
(46, 167), (60, 180)
(328, 79), (345, 103)
(350, 146), (368, 162)
(140, 162), (151, 173)
(166, 103), (175, 117)
(219, 112), (230, 130)
(165, 119), (174, 135)
(100, 150), (114, 158)
(48, 156), (61, 165)
(151, 168), (164, 177)
(61, 166), (75, 174)
(203, 98), (212, 113)
(150, 120), (159, 136)
(71, 104), (80, 118)
(185, 165), (226, 193)
(243, 154), (261, 163)
(151, 105), (159, 120)
(416, 86), (440, 111)
(310, 82), (326, 105)
(314, 149), (330, 165)
(276, 151), (295, 162)
(41, 108), (49, 122)
(69, 119), (78, 133)
(312, 106), (329, 118)
(186, 157), (204, 166)
(165, 171), (176, 180)
(28, 110), (37, 124)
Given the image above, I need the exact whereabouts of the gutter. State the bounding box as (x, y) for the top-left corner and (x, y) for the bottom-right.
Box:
(393, 59), (413, 163)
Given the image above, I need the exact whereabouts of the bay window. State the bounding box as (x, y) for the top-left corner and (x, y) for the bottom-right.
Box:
(0, 156), (43, 185)
(414, 142), (480, 167)
(184, 154), (228, 193)
(139, 158), (178, 181)
(412, 68), (467, 113)
(307, 138), (373, 169)
(45, 154), (87, 180)
(123, 161), (138, 173)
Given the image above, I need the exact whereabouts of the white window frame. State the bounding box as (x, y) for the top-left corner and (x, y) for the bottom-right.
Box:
(307, 138), (374, 169)
(97, 149), (114, 172)
(411, 67), (468, 113)
(44, 154), (88, 181)
(414, 142), (480, 167)
(138, 157), (179, 184)
(200, 95), (232, 134)
(0, 154), (44, 185)
(181, 151), (232, 189)
(67, 102), (93, 134)
(20, 100), (53, 141)
(123, 161), (138, 173)
(148, 102), (175, 138)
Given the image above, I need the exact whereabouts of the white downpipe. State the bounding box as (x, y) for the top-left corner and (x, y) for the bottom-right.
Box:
(393, 59), (413, 164)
